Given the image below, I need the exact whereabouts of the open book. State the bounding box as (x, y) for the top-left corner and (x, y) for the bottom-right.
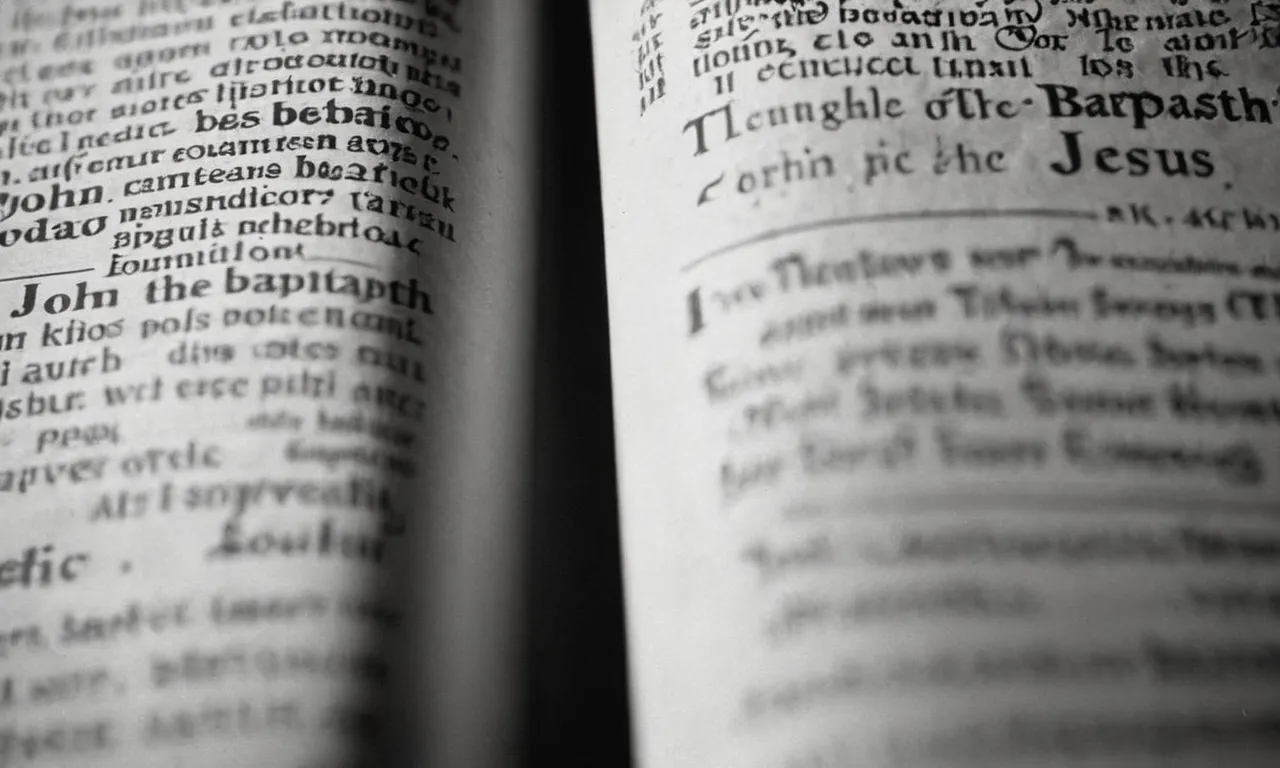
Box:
(4, 0), (1280, 765)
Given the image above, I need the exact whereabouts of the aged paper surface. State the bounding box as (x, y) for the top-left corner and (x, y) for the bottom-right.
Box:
(591, 1), (1280, 766)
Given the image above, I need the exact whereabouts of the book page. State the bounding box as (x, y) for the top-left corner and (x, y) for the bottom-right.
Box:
(590, 1), (1280, 766)
(0, 1), (535, 767)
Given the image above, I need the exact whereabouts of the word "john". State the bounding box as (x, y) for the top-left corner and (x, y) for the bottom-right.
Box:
(0, 183), (103, 224)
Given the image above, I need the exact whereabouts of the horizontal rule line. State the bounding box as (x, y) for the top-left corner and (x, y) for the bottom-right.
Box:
(682, 208), (1099, 273)
(0, 267), (95, 284)
(306, 255), (376, 270)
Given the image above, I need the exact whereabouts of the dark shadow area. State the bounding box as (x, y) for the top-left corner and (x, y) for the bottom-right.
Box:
(527, 1), (633, 766)
(358, 1), (629, 764)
